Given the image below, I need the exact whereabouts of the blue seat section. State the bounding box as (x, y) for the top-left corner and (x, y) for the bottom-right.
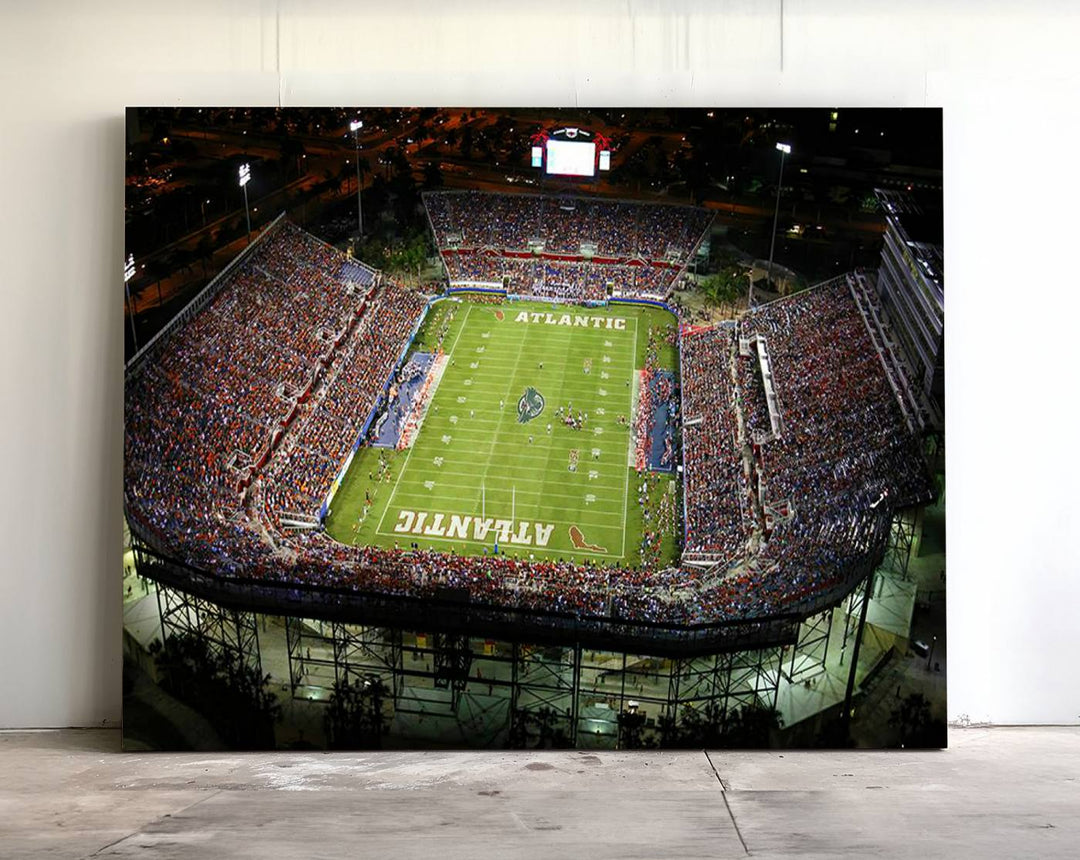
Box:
(647, 370), (678, 472)
(339, 259), (376, 286)
(370, 352), (435, 448)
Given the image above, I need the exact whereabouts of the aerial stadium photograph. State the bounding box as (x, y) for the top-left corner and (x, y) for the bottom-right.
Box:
(122, 107), (945, 751)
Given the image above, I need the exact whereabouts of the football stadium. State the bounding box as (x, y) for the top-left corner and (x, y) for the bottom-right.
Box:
(124, 116), (942, 749)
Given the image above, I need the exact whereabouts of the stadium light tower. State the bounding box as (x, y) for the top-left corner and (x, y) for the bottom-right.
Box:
(764, 142), (792, 300)
(350, 119), (364, 237)
(238, 162), (252, 244)
(124, 253), (139, 352)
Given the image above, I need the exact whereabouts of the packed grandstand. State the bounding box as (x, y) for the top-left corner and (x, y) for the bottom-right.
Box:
(124, 192), (934, 638)
(424, 190), (713, 301)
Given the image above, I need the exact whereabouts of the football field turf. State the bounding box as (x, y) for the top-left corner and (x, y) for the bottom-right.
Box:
(325, 297), (678, 566)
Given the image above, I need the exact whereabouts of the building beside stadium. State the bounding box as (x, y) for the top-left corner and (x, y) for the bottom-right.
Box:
(124, 190), (940, 749)
(873, 188), (945, 423)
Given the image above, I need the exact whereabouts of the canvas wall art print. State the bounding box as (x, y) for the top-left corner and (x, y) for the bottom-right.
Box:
(122, 107), (945, 750)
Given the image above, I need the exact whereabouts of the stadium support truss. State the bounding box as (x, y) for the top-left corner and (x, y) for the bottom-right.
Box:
(156, 582), (261, 675)
(786, 607), (834, 682)
(882, 506), (921, 580)
(132, 503), (927, 748)
(139, 503), (925, 749)
(277, 622), (789, 748)
(144, 569), (917, 748)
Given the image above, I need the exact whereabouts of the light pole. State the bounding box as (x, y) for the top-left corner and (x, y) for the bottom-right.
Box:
(765, 142), (792, 297)
(350, 119), (364, 238)
(124, 253), (139, 353)
(200, 198), (210, 227)
(238, 163), (252, 244)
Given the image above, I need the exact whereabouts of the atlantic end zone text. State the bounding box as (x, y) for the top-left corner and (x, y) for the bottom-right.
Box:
(393, 510), (555, 547)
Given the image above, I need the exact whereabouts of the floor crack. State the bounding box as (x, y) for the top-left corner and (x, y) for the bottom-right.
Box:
(704, 750), (749, 855)
(84, 789), (223, 858)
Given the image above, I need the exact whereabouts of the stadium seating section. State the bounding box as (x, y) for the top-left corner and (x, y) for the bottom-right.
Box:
(125, 211), (933, 631)
(425, 191), (712, 300)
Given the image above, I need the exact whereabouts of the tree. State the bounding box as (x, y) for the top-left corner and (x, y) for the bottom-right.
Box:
(700, 268), (743, 316)
(149, 633), (281, 750)
(617, 708), (652, 750)
(324, 675), (390, 749)
(665, 701), (783, 749)
(507, 706), (572, 749)
(888, 693), (946, 748)
(278, 135), (306, 180)
(459, 126), (474, 160)
(422, 160), (444, 190)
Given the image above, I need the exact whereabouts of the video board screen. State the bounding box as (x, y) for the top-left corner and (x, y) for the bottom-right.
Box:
(545, 139), (596, 177)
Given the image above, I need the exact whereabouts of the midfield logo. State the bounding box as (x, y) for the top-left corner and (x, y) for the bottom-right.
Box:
(517, 387), (545, 423)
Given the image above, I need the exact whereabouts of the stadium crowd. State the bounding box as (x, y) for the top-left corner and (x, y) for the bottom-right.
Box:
(737, 278), (933, 598)
(679, 324), (750, 563)
(425, 191), (713, 262)
(127, 216), (932, 632)
(126, 219), (424, 568)
(428, 191), (710, 300)
(443, 252), (677, 301)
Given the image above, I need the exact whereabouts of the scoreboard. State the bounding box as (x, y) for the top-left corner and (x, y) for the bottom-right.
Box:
(531, 127), (612, 178)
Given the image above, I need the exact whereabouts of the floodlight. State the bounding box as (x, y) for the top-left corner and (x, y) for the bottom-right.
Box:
(238, 163), (251, 187)
(350, 120), (363, 132)
(776, 142), (792, 154)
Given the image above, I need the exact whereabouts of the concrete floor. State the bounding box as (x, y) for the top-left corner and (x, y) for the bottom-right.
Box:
(2, 727), (1076, 858)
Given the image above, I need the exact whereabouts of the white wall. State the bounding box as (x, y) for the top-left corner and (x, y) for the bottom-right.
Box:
(1, 0), (1077, 728)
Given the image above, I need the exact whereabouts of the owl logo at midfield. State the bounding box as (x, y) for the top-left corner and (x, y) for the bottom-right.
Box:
(517, 387), (545, 423)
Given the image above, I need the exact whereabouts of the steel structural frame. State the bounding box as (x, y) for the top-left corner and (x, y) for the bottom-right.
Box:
(786, 607), (834, 682)
(156, 582), (261, 675)
(278, 621), (789, 749)
(144, 593), (842, 749)
(883, 507), (921, 579)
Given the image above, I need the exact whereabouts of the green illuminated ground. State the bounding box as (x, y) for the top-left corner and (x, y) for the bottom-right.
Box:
(324, 297), (679, 567)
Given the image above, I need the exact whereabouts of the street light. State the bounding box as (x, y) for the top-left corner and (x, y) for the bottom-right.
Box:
(238, 162), (252, 244)
(350, 119), (364, 237)
(124, 253), (139, 353)
(764, 141), (792, 301)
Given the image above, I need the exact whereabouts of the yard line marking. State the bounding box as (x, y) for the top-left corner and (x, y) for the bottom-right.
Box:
(444, 303), (474, 357)
(375, 447), (415, 537)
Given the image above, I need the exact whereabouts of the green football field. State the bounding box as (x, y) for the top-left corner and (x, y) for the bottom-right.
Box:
(324, 297), (679, 567)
